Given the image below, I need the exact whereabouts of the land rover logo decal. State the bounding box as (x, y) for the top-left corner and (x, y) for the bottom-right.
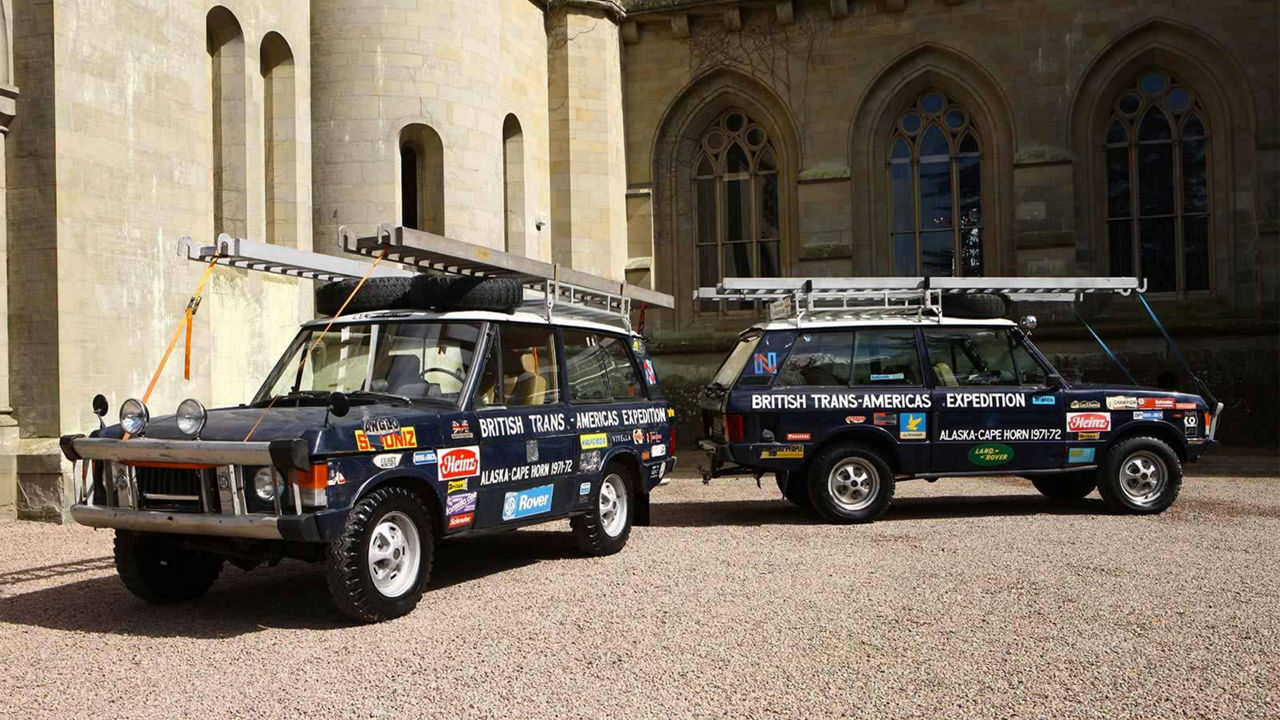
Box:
(968, 443), (1014, 467)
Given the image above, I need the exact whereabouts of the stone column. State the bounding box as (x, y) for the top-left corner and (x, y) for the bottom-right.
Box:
(0, 80), (18, 519)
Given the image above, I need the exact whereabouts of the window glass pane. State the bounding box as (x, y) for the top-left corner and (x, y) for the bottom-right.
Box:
(921, 231), (954, 277)
(920, 126), (949, 158)
(1138, 108), (1171, 141)
(1118, 93), (1141, 115)
(1182, 136), (1208, 213)
(1182, 113), (1205, 139)
(724, 178), (749, 241)
(893, 233), (916, 275)
(474, 338), (501, 409)
(696, 154), (714, 176)
(1138, 141), (1174, 215)
(919, 158), (953, 229)
(1167, 88), (1191, 114)
(1139, 72), (1168, 96)
(851, 330), (921, 386)
(921, 93), (946, 114)
(757, 147), (777, 172)
(1106, 146), (1131, 218)
(891, 161), (914, 232)
(598, 334), (643, 401)
(562, 331), (612, 403)
(890, 137), (910, 160)
(758, 173), (779, 239)
(901, 112), (922, 135)
(376, 322), (481, 399)
(1106, 119), (1127, 144)
(777, 332), (854, 387)
(1139, 217), (1176, 292)
(723, 242), (753, 278)
(736, 331), (797, 387)
(726, 143), (749, 173)
(712, 333), (760, 388)
(957, 155), (980, 227)
(497, 325), (559, 406)
(1183, 215), (1210, 291)
(724, 113), (745, 132)
(695, 177), (716, 242)
(923, 329), (1018, 387)
(945, 109), (967, 130)
(1011, 340), (1048, 386)
(1109, 220), (1133, 277)
(759, 240), (780, 277)
(696, 244), (718, 287)
(957, 132), (979, 155)
(959, 228), (983, 277)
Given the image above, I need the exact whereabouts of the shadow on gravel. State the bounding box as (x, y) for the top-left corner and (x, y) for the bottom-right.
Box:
(0, 530), (581, 637)
(651, 495), (1106, 527)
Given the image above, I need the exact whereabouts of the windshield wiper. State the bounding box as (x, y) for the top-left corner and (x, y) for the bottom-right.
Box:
(347, 390), (413, 406)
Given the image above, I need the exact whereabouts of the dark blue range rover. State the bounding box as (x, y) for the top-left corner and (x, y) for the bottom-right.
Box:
(61, 275), (676, 622)
(698, 305), (1219, 524)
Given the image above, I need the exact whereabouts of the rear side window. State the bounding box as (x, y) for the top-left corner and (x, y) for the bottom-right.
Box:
(736, 331), (797, 388)
(711, 333), (760, 388)
(851, 330), (922, 386)
(777, 331), (854, 387)
(563, 330), (645, 403)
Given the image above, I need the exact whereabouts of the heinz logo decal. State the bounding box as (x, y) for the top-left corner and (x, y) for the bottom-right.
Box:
(1067, 412), (1111, 433)
(437, 445), (481, 481)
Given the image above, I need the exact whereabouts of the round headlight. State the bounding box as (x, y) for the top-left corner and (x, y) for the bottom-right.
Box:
(253, 467), (278, 502)
(175, 398), (207, 438)
(119, 398), (149, 435)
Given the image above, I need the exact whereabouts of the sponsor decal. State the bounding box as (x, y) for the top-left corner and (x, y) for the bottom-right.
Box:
(785, 432), (812, 442)
(447, 479), (469, 494)
(759, 445), (804, 460)
(642, 452), (651, 461)
(372, 453), (401, 469)
(1175, 402), (1197, 410)
(413, 450), (437, 465)
(900, 412), (927, 440)
(1032, 395), (1057, 406)
(363, 417), (400, 436)
(1133, 410), (1164, 421)
(873, 412), (898, 426)
(579, 481), (591, 496)
(576, 408), (667, 429)
(609, 431), (634, 445)
(438, 446), (481, 481)
(502, 484), (555, 521)
(1067, 412), (1111, 433)
(1138, 397), (1176, 410)
(753, 352), (779, 375)
(1070, 400), (1102, 410)
(480, 460), (574, 486)
(1076, 431), (1101, 441)
(870, 372), (905, 382)
(642, 359), (658, 385)
(633, 428), (645, 445)
(450, 419), (473, 440)
(1067, 447), (1096, 464)
(579, 450), (603, 474)
(447, 513), (473, 530)
(446, 492), (478, 516)
(479, 415), (526, 438)
(967, 443), (1013, 467)
(650, 464), (663, 479)
(651, 443), (667, 458)
(940, 428), (1062, 442)
(1184, 413), (1199, 437)
(944, 392), (1027, 409)
(526, 439), (539, 463)
(666, 407), (675, 418)
(632, 338), (643, 353)
(354, 430), (373, 452)
(751, 392), (932, 411)
(1106, 396), (1138, 410)
(328, 465), (347, 485)
(846, 415), (867, 424)
(647, 431), (664, 443)
(381, 428), (418, 450)
(580, 433), (609, 450)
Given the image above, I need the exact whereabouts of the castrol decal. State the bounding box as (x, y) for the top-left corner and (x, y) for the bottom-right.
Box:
(437, 445), (481, 481)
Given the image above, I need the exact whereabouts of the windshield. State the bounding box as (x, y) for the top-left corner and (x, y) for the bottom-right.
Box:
(255, 321), (484, 403)
(711, 333), (761, 388)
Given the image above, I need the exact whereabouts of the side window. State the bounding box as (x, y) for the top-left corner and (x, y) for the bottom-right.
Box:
(924, 328), (1023, 387)
(776, 331), (854, 387)
(599, 335), (645, 400)
(474, 338), (501, 408)
(474, 325), (561, 408)
(851, 330), (922, 385)
(562, 330), (612, 403)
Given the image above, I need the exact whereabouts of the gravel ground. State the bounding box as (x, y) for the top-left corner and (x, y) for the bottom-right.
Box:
(1, 453), (1277, 719)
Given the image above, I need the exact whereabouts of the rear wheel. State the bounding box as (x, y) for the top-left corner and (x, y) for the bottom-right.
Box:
(775, 471), (811, 508)
(1030, 473), (1097, 500)
(326, 486), (434, 623)
(114, 530), (223, 604)
(1096, 436), (1182, 514)
(571, 465), (633, 556)
(807, 444), (895, 524)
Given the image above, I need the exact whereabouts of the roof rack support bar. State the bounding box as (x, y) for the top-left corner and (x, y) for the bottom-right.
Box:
(1135, 293), (1218, 408)
(1072, 302), (1139, 387)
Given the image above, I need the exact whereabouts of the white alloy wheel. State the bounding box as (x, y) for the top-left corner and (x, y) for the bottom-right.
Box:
(1118, 450), (1167, 507)
(367, 510), (422, 598)
(599, 473), (629, 538)
(827, 457), (880, 512)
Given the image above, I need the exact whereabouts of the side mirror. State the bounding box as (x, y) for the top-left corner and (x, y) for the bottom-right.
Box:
(1047, 373), (1066, 390)
(91, 394), (109, 418)
(1019, 315), (1038, 334)
(328, 392), (350, 418)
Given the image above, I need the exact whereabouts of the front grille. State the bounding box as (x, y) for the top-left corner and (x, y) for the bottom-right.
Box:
(135, 466), (206, 512)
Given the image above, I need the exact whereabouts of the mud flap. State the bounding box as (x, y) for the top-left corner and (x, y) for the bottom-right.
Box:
(633, 491), (651, 527)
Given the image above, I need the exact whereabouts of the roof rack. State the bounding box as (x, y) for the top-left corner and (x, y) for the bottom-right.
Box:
(180, 234), (412, 282)
(695, 276), (1145, 323)
(340, 224), (674, 329)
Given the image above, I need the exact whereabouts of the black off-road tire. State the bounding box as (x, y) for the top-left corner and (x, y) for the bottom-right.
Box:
(806, 444), (895, 524)
(315, 275), (522, 316)
(325, 485), (434, 623)
(571, 464), (633, 556)
(940, 292), (1009, 319)
(113, 530), (224, 604)
(775, 471), (811, 508)
(1096, 436), (1183, 515)
(1030, 472), (1097, 500)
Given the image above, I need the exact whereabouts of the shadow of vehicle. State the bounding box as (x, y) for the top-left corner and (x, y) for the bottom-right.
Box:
(0, 529), (579, 637)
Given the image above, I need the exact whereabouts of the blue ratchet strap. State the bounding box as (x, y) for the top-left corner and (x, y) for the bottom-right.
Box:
(1073, 301), (1139, 386)
(1136, 292), (1218, 406)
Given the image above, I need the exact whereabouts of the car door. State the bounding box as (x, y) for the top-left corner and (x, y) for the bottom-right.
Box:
(924, 326), (1064, 472)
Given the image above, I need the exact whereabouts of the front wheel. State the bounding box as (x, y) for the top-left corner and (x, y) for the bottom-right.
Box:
(326, 486), (434, 623)
(1030, 473), (1097, 500)
(571, 466), (633, 556)
(114, 530), (224, 604)
(1096, 436), (1183, 514)
(807, 444), (895, 524)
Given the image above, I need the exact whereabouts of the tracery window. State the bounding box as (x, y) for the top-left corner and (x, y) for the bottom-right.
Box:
(1105, 71), (1210, 293)
(888, 91), (983, 277)
(693, 110), (780, 309)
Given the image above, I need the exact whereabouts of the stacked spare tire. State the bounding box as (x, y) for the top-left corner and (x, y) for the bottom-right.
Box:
(315, 275), (524, 316)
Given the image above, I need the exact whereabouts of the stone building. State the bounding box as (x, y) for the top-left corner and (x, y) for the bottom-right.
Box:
(0, 0), (1274, 518)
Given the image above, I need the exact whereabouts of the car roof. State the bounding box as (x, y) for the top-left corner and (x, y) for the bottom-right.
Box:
(303, 309), (640, 337)
(749, 316), (1016, 332)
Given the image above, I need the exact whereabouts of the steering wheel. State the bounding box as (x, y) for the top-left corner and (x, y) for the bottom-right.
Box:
(423, 367), (466, 384)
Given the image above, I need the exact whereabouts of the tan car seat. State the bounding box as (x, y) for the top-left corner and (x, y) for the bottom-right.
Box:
(505, 350), (549, 405)
(933, 361), (958, 387)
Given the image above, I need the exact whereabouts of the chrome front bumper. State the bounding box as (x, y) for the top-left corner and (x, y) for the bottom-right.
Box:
(70, 504), (284, 539)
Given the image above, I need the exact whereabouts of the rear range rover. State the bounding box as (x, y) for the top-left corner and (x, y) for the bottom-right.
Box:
(697, 277), (1221, 524)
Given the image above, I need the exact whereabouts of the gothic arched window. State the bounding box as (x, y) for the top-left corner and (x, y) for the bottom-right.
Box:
(888, 91), (983, 277)
(693, 110), (780, 308)
(1105, 71), (1210, 293)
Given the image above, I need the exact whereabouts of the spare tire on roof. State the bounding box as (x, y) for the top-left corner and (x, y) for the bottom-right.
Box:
(315, 275), (523, 316)
(939, 292), (1009, 320)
